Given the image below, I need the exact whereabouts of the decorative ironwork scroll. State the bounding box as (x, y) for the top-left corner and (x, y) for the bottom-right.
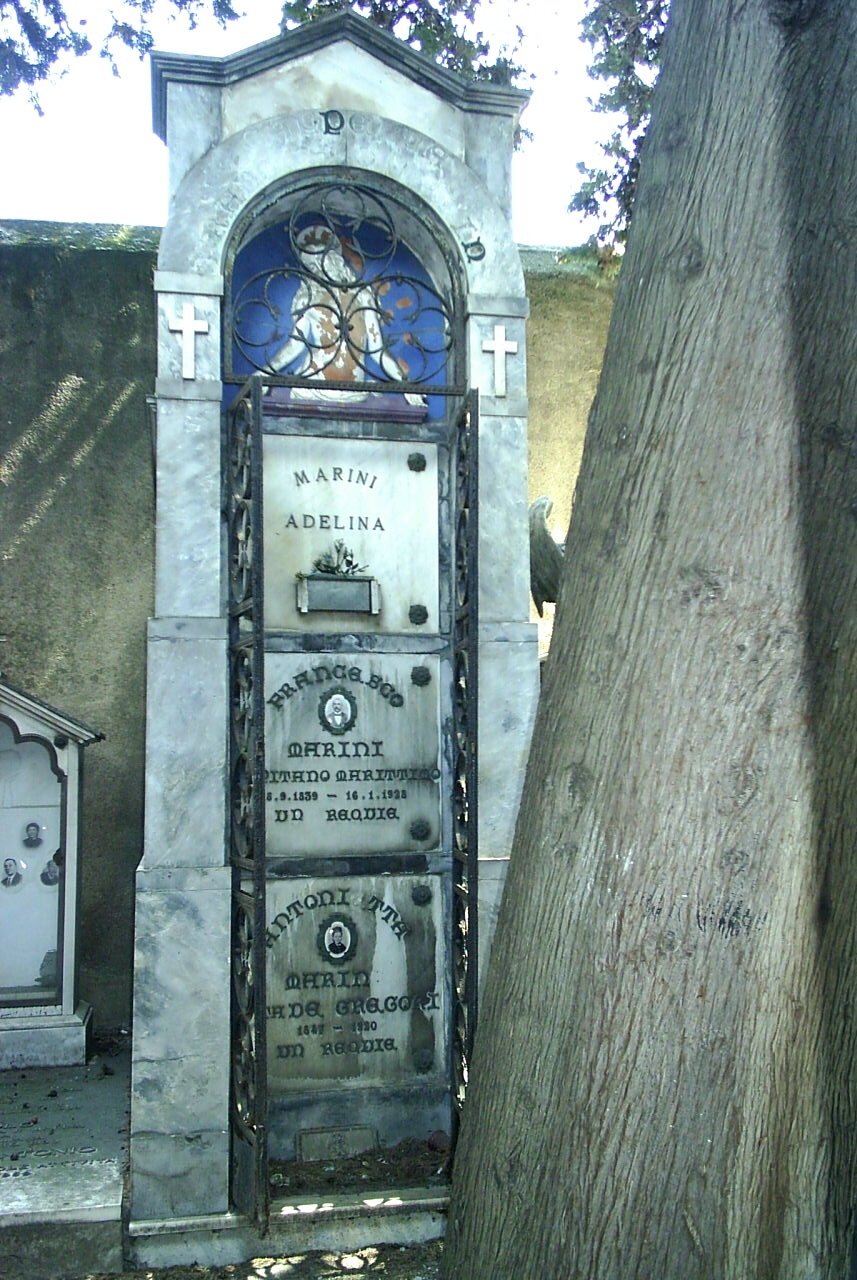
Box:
(451, 391), (479, 1126)
(226, 375), (269, 1226)
(230, 182), (454, 396)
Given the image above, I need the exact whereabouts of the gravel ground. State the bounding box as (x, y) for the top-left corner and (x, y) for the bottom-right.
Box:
(86, 1241), (443, 1280)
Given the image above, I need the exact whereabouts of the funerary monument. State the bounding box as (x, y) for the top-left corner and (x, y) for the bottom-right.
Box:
(122, 9), (538, 1249)
(0, 680), (100, 1069)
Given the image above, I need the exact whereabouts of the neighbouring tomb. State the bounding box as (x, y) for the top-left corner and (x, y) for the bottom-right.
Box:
(130, 11), (538, 1241)
(0, 679), (101, 1068)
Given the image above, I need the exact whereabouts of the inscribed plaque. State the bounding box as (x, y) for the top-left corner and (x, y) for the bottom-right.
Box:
(265, 652), (442, 857)
(263, 435), (439, 633)
(266, 874), (446, 1092)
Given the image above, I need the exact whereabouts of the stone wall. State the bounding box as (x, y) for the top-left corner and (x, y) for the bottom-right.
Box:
(0, 223), (158, 1026)
(524, 248), (617, 653)
(526, 249), (617, 531)
(0, 222), (614, 1028)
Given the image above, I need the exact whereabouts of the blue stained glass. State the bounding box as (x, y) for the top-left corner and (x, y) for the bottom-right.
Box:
(230, 190), (452, 419)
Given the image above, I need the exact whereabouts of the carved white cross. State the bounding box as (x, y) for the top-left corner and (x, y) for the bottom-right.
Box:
(481, 324), (518, 398)
(169, 302), (209, 380)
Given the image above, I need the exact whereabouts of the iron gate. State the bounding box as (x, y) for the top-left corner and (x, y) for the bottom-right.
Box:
(451, 389), (479, 1124)
(225, 376), (478, 1221)
(226, 374), (268, 1224)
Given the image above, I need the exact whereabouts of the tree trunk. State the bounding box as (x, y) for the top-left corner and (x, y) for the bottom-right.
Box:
(444, 1), (857, 1276)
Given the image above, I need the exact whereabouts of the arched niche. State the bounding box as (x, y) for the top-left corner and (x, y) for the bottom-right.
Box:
(0, 681), (100, 1068)
(222, 169), (468, 416)
(157, 110), (525, 304)
(0, 716), (65, 1004)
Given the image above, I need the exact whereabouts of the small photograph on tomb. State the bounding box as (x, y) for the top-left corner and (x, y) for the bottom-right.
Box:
(2, 856), (23, 888)
(21, 819), (43, 847)
(319, 688), (357, 735)
(318, 915), (358, 964)
(39, 852), (62, 887)
(229, 182), (453, 420)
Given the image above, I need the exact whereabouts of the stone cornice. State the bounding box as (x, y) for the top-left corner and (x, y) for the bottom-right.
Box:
(151, 10), (529, 142)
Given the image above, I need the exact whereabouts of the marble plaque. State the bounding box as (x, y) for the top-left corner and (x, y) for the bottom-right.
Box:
(266, 874), (446, 1092)
(265, 652), (442, 857)
(0, 1045), (128, 1222)
(297, 1125), (377, 1161)
(263, 434), (439, 634)
(0, 722), (63, 1004)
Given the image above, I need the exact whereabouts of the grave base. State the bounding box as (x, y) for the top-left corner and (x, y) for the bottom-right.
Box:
(127, 1187), (447, 1271)
(1, 1217), (123, 1280)
(0, 1000), (92, 1069)
(268, 1082), (451, 1162)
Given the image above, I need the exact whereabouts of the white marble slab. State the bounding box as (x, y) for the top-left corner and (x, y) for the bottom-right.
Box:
(265, 653), (442, 857)
(0, 1047), (128, 1225)
(263, 436), (440, 635)
(266, 872), (447, 1093)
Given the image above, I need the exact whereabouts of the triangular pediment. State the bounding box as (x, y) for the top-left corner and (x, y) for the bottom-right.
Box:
(0, 678), (102, 745)
(151, 9), (528, 142)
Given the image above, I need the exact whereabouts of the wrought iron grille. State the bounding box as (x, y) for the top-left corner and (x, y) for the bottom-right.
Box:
(451, 390), (479, 1124)
(226, 376), (269, 1226)
(224, 262), (475, 1186)
(229, 182), (454, 392)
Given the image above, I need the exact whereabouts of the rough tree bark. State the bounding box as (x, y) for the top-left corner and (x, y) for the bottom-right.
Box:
(444, 1), (857, 1276)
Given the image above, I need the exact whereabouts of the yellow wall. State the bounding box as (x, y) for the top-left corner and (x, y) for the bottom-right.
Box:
(523, 250), (617, 650)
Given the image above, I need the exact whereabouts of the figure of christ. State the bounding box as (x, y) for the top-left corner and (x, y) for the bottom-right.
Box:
(269, 222), (423, 405)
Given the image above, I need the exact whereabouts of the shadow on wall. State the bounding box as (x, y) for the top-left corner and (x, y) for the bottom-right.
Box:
(0, 234), (157, 1027)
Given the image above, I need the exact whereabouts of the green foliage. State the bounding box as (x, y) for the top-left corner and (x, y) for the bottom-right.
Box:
(555, 239), (623, 279)
(311, 539), (367, 576)
(571, 0), (669, 242)
(2, 0), (522, 106)
(1, 0), (89, 99)
(280, 0), (524, 83)
(0, 0), (239, 100)
(100, 0), (238, 61)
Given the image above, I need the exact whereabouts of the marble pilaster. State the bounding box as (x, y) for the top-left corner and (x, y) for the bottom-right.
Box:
(130, 864), (231, 1220)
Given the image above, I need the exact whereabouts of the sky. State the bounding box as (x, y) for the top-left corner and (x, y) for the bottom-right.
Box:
(0, 1), (608, 246)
